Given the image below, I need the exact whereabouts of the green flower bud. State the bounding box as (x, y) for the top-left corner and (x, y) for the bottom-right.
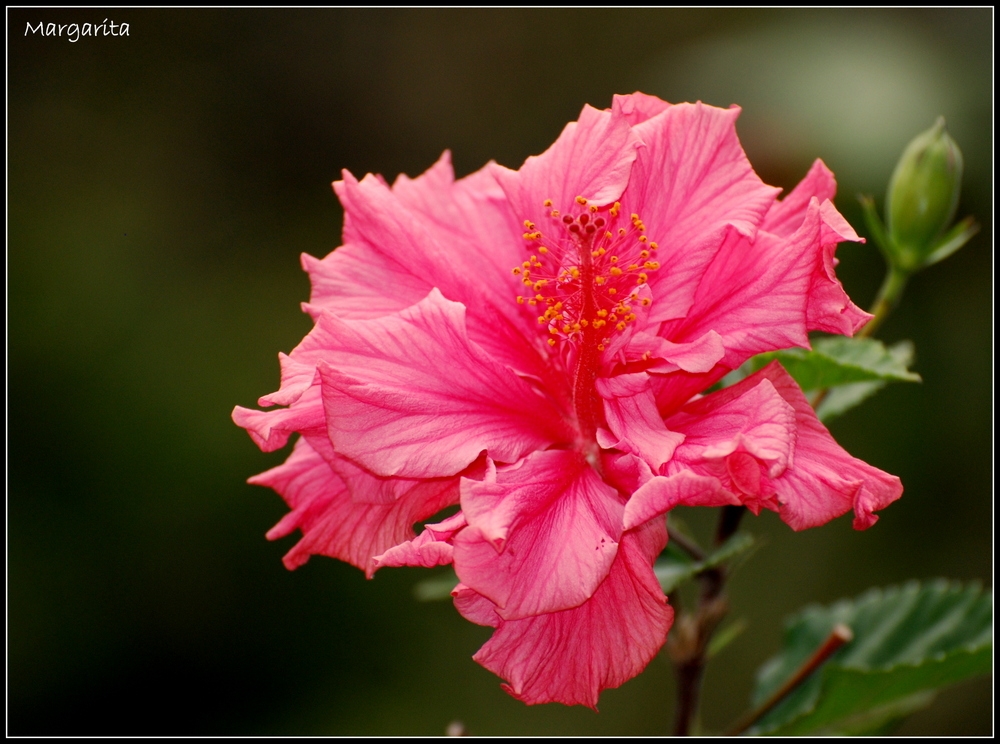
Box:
(885, 117), (963, 271)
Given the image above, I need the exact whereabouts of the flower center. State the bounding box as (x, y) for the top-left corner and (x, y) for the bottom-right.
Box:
(513, 197), (662, 460)
(513, 197), (660, 352)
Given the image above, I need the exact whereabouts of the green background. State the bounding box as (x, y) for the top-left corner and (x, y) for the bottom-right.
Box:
(8, 8), (992, 735)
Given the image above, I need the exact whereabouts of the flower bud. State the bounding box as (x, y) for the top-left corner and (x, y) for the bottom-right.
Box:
(885, 117), (963, 270)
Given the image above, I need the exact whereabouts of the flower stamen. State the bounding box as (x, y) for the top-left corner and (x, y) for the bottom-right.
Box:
(512, 199), (661, 351)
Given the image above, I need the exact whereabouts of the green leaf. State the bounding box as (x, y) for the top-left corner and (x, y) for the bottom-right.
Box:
(654, 532), (755, 594)
(747, 337), (920, 421)
(412, 569), (458, 602)
(753, 337), (920, 391)
(858, 193), (893, 259)
(747, 580), (992, 736)
(923, 215), (980, 268)
(814, 341), (917, 422)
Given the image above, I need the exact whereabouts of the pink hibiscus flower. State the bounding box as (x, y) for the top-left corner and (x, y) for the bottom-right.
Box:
(233, 92), (902, 708)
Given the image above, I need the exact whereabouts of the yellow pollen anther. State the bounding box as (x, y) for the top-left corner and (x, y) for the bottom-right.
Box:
(550, 210), (560, 217)
(610, 256), (618, 263)
(595, 276), (606, 285)
(639, 235), (647, 242)
(512, 267), (521, 275)
(580, 319), (589, 327)
(522, 261), (531, 268)
(605, 231), (613, 239)
(535, 294), (545, 301)
(637, 273), (648, 284)
(597, 344), (605, 351)
(610, 202), (621, 216)
(576, 196), (588, 205)
(617, 322), (627, 331)
(589, 204), (598, 213)
(650, 242), (658, 250)
(528, 299), (537, 305)
(610, 267), (623, 276)
(618, 228), (626, 236)
(627, 264), (639, 271)
(522, 278), (532, 286)
(516, 296), (524, 304)
(524, 220), (535, 228)
(562, 324), (571, 333)
(537, 316), (546, 324)
(548, 338), (556, 346)
(645, 261), (660, 270)
(570, 267), (580, 279)
(539, 246), (548, 254)
(523, 232), (533, 239)
(543, 199), (553, 207)
(549, 327), (558, 334)
(641, 298), (651, 306)
(640, 250), (650, 259)
(597, 309), (608, 317)
(642, 350), (652, 361)
(609, 288), (617, 295)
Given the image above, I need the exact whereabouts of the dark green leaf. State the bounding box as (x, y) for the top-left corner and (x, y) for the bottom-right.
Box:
(814, 341), (917, 421)
(753, 337), (920, 392)
(747, 580), (992, 735)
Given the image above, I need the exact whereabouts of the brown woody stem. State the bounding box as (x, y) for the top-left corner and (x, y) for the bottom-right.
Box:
(726, 623), (854, 735)
(669, 506), (746, 735)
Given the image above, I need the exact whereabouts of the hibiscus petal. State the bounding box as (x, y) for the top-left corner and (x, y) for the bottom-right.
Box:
(471, 520), (672, 708)
(232, 384), (326, 452)
(611, 92), (673, 125)
(257, 354), (318, 408)
(807, 200), (872, 336)
(624, 471), (737, 531)
(669, 377), (798, 478)
(301, 244), (428, 321)
(761, 159), (837, 237)
(627, 102), (781, 323)
(639, 330), (726, 374)
(326, 166), (557, 384)
(491, 103), (642, 220)
(372, 511), (467, 570)
(664, 363), (901, 530)
(452, 583), (501, 628)
(756, 362), (902, 530)
(317, 289), (572, 478)
(596, 373), (684, 470)
(248, 438), (458, 576)
(654, 198), (853, 415)
(454, 450), (623, 620)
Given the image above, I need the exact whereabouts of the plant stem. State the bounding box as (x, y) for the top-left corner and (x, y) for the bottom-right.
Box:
(670, 506), (745, 735)
(726, 624), (854, 735)
(668, 525), (706, 562)
(859, 265), (910, 340)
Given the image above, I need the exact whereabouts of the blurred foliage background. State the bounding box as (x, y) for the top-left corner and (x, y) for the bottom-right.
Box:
(7, 8), (992, 735)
